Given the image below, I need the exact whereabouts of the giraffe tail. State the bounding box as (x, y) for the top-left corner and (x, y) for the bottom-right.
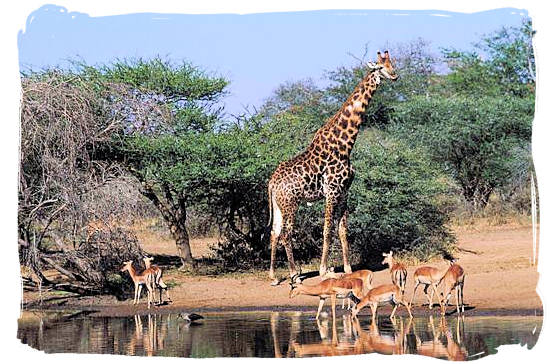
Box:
(267, 183), (273, 230)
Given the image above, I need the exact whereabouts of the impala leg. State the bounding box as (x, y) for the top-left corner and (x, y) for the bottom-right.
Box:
(403, 298), (413, 318)
(433, 283), (443, 309)
(390, 302), (398, 320)
(149, 277), (156, 305)
(411, 282), (420, 307)
(137, 284), (143, 305)
(427, 284), (435, 309)
(460, 278), (465, 312)
(134, 284), (139, 305)
(371, 303), (378, 322)
(316, 298), (326, 320)
(455, 285), (460, 313)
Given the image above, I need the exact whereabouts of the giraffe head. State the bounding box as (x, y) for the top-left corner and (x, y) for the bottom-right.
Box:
(367, 50), (398, 81)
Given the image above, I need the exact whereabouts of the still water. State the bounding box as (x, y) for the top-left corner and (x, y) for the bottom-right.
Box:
(18, 310), (541, 359)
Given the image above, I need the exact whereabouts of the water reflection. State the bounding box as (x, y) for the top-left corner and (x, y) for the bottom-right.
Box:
(18, 310), (540, 359)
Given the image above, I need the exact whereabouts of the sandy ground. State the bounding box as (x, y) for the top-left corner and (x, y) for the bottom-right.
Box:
(22, 225), (543, 316)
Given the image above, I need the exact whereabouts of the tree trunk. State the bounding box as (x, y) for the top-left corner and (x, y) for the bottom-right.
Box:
(172, 224), (195, 269)
(136, 177), (195, 270)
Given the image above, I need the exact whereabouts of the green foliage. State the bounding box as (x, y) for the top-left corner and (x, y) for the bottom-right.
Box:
(441, 19), (535, 97)
(390, 95), (533, 208)
(348, 132), (454, 261)
(82, 57), (228, 102)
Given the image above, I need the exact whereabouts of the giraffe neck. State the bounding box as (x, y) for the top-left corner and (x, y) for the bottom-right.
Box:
(322, 71), (381, 158)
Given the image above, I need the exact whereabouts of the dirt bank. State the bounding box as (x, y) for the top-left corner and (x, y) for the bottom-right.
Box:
(22, 225), (543, 317)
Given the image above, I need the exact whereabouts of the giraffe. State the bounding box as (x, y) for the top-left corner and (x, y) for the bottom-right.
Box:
(268, 50), (399, 286)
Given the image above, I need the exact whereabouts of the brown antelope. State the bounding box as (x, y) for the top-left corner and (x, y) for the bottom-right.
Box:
(439, 262), (465, 315)
(289, 278), (363, 320)
(120, 261), (155, 309)
(325, 267), (373, 309)
(143, 257), (172, 304)
(351, 284), (413, 320)
(410, 265), (448, 309)
(382, 251), (407, 295)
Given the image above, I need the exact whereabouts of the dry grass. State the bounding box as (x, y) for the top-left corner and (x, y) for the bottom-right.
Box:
(131, 218), (219, 258)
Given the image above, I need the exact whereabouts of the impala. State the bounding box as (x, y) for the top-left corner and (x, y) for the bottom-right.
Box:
(120, 260), (155, 309)
(289, 277), (363, 320)
(351, 283), (413, 320)
(439, 261), (466, 314)
(382, 251), (407, 295)
(410, 264), (448, 309)
(325, 267), (373, 309)
(143, 256), (172, 304)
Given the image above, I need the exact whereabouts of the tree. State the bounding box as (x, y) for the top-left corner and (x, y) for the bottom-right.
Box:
(442, 19), (535, 98)
(87, 58), (230, 269)
(19, 70), (147, 294)
(390, 96), (533, 209)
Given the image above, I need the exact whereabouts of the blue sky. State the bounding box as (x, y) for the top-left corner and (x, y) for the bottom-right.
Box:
(18, 5), (528, 115)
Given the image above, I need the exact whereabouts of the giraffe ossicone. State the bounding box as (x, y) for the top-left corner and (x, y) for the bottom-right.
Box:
(267, 50), (399, 286)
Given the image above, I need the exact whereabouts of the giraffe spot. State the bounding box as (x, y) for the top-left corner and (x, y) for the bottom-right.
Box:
(342, 133), (349, 141)
(341, 119), (348, 129)
(342, 109), (351, 117)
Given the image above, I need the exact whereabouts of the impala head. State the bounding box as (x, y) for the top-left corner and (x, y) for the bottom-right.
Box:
(446, 257), (458, 266)
(367, 50), (398, 81)
(381, 251), (394, 266)
(289, 281), (301, 298)
(120, 260), (133, 272)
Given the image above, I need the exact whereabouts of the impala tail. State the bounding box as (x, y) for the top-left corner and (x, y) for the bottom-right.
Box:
(398, 270), (407, 295)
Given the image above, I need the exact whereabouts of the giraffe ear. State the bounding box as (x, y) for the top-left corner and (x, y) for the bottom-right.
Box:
(367, 61), (377, 69)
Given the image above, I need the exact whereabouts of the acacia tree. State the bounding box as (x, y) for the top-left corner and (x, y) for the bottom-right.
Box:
(390, 22), (535, 210)
(88, 58), (230, 270)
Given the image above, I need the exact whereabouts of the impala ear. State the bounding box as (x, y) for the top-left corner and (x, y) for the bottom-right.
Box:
(382, 252), (388, 257)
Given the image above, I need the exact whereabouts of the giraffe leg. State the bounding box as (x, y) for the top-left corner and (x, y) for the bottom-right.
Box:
(319, 198), (336, 277)
(280, 207), (299, 282)
(337, 205), (352, 274)
(269, 232), (280, 285)
(269, 197), (284, 285)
